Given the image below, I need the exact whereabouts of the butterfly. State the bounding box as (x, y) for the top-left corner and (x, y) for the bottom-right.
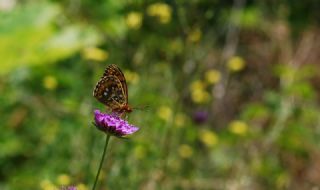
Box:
(93, 64), (132, 115)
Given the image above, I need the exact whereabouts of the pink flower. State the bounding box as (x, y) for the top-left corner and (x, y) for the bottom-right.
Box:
(94, 110), (139, 137)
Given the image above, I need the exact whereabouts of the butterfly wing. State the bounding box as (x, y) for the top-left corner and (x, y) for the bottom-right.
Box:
(103, 64), (128, 103)
(93, 75), (127, 110)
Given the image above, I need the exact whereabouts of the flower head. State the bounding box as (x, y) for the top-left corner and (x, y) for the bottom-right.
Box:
(205, 69), (221, 84)
(189, 80), (210, 104)
(193, 111), (208, 124)
(126, 12), (143, 29)
(157, 106), (172, 122)
(57, 174), (71, 186)
(227, 56), (246, 72)
(229, 120), (248, 136)
(178, 144), (193, 158)
(199, 129), (219, 147)
(82, 47), (109, 61)
(94, 110), (139, 137)
(147, 3), (172, 24)
(43, 75), (58, 90)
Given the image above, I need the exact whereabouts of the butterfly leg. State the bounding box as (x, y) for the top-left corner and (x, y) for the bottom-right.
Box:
(118, 112), (127, 119)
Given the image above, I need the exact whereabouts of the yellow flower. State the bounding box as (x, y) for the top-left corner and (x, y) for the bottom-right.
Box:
(229, 120), (248, 136)
(43, 184), (58, 190)
(227, 56), (246, 72)
(174, 113), (186, 127)
(157, 106), (172, 122)
(187, 28), (202, 43)
(178, 144), (193, 158)
(130, 73), (140, 84)
(189, 80), (206, 91)
(124, 70), (140, 85)
(126, 12), (143, 29)
(147, 3), (172, 24)
(199, 129), (218, 147)
(133, 145), (146, 159)
(77, 183), (89, 190)
(205, 69), (221, 84)
(40, 179), (55, 190)
(57, 174), (71, 186)
(191, 89), (210, 104)
(43, 75), (58, 90)
(82, 47), (109, 61)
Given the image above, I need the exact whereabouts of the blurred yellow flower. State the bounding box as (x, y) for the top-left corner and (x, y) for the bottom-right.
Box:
(77, 183), (89, 190)
(133, 145), (146, 159)
(229, 120), (248, 136)
(147, 3), (172, 24)
(126, 12), (143, 29)
(187, 28), (202, 43)
(40, 179), (55, 190)
(43, 75), (58, 90)
(189, 80), (206, 91)
(43, 184), (58, 190)
(189, 79), (210, 104)
(157, 106), (172, 122)
(124, 70), (140, 84)
(227, 56), (246, 72)
(191, 89), (210, 104)
(178, 144), (193, 158)
(174, 113), (187, 127)
(82, 47), (109, 61)
(57, 174), (71, 186)
(200, 129), (218, 147)
(205, 69), (221, 84)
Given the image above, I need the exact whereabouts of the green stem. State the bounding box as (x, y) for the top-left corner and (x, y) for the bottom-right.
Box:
(92, 134), (111, 190)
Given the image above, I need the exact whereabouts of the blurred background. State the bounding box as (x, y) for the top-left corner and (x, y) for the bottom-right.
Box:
(1, 0), (320, 189)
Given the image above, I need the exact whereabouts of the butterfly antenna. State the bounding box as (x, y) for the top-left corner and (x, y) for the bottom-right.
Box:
(133, 105), (150, 111)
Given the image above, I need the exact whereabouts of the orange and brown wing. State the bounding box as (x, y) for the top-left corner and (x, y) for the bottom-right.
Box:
(103, 64), (128, 103)
(93, 75), (127, 110)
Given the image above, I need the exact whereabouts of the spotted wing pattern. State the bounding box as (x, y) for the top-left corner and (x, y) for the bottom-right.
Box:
(93, 65), (127, 111)
(103, 64), (128, 102)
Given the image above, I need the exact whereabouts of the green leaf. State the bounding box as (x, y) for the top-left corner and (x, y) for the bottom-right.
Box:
(0, 2), (102, 75)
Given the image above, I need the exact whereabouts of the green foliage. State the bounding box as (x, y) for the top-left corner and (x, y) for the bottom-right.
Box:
(0, 2), (101, 75)
(1, 0), (320, 190)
